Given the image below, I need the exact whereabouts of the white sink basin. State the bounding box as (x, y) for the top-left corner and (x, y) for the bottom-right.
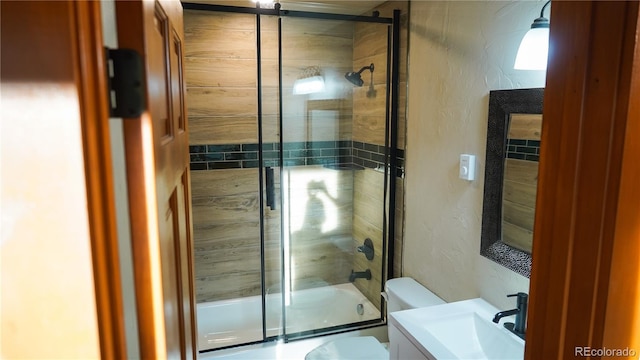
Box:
(389, 298), (525, 360)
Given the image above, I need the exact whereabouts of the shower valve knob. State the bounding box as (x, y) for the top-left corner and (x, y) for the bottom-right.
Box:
(357, 238), (375, 260)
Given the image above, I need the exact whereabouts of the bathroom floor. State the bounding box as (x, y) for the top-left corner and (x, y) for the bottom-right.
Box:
(198, 326), (388, 360)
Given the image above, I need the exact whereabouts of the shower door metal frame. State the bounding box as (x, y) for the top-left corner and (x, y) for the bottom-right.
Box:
(182, 2), (401, 352)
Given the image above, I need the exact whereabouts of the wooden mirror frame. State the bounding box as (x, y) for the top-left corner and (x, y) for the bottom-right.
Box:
(480, 88), (544, 278)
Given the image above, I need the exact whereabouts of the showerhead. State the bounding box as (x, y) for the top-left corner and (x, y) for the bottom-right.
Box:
(345, 63), (374, 87)
(344, 72), (364, 86)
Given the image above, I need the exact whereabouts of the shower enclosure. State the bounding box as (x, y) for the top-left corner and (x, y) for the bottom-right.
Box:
(183, 2), (403, 352)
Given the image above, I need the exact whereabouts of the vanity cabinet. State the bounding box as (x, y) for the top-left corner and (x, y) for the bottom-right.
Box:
(388, 322), (431, 360)
(388, 299), (525, 360)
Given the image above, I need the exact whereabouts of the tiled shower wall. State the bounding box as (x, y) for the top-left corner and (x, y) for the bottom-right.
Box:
(185, 2), (408, 305)
(189, 141), (404, 171)
(502, 114), (541, 252)
(350, 1), (409, 310)
(185, 9), (357, 303)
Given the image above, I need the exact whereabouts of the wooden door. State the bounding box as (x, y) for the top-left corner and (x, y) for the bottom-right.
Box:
(1, 1), (109, 358)
(525, 1), (640, 358)
(115, 1), (197, 358)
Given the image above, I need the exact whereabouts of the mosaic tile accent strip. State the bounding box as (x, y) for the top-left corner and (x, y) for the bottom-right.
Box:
(481, 241), (531, 278)
(506, 139), (540, 162)
(190, 140), (405, 177)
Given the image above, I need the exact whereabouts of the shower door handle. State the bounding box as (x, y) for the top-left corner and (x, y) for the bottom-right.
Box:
(266, 167), (276, 210)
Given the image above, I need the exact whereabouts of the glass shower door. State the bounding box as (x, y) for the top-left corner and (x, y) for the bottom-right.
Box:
(185, 9), (284, 351)
(185, 4), (396, 350)
(279, 15), (390, 338)
(258, 12), (285, 341)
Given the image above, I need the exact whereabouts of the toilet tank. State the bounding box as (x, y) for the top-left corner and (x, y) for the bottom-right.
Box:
(384, 277), (445, 313)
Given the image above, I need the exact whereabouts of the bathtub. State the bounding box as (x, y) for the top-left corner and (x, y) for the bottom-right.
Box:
(197, 283), (379, 351)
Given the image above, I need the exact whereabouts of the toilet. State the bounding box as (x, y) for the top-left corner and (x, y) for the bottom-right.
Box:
(305, 277), (445, 360)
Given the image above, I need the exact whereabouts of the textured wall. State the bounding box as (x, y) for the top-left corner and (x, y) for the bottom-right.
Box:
(404, 1), (546, 310)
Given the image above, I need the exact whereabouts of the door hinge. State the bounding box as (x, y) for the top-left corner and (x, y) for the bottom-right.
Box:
(106, 48), (146, 118)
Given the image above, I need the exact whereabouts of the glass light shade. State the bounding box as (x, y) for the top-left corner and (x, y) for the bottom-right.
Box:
(292, 76), (325, 95)
(252, 0), (276, 9)
(514, 27), (549, 70)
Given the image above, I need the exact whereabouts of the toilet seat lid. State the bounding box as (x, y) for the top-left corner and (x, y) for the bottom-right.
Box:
(305, 336), (388, 360)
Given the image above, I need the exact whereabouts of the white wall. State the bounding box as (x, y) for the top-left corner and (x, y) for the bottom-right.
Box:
(404, 1), (546, 310)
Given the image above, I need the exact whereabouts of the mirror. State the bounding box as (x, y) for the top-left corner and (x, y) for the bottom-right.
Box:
(481, 88), (544, 278)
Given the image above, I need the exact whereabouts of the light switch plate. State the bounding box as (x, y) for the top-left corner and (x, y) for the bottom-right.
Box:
(459, 154), (476, 181)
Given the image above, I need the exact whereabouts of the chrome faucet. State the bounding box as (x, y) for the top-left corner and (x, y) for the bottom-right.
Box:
(492, 292), (527, 340)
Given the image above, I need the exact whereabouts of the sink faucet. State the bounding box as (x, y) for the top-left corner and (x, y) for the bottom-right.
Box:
(492, 292), (527, 340)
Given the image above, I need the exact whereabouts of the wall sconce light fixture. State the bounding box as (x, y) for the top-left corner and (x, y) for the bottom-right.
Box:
(252, 0), (276, 7)
(293, 66), (325, 95)
(514, 0), (550, 70)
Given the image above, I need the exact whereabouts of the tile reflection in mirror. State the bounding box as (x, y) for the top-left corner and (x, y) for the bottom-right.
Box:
(502, 114), (541, 252)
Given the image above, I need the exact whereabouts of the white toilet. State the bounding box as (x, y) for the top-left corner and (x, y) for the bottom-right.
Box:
(305, 277), (445, 360)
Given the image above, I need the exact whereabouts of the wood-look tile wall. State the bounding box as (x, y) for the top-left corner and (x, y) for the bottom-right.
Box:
(185, 10), (355, 145)
(185, 9), (356, 303)
(186, 10), (258, 302)
(502, 114), (542, 252)
(185, 10), (258, 145)
(352, 1), (408, 149)
(350, 1), (409, 309)
(277, 17), (355, 144)
(286, 166), (355, 290)
(350, 168), (405, 310)
(502, 159), (538, 252)
(185, 4), (408, 305)
(191, 165), (355, 302)
(191, 169), (262, 301)
(352, 169), (384, 310)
